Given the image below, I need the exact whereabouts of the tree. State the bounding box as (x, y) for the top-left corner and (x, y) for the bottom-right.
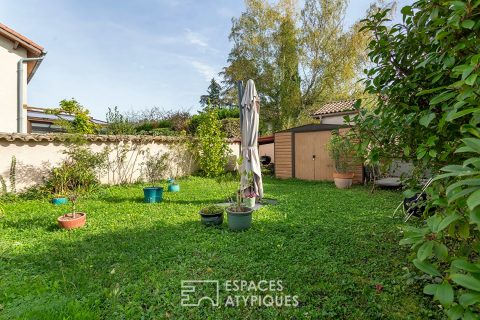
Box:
(298, 0), (370, 119)
(222, 0), (370, 133)
(48, 99), (98, 134)
(200, 78), (223, 108)
(356, 1), (480, 317)
(277, 13), (302, 129)
(221, 0), (282, 132)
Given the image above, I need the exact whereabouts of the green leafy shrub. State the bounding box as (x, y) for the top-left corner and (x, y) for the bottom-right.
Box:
(189, 108), (239, 134)
(200, 205), (224, 216)
(48, 99), (99, 134)
(326, 131), (355, 173)
(142, 152), (169, 186)
(195, 108), (231, 177)
(217, 108), (240, 120)
(357, 0), (480, 317)
(105, 106), (135, 135)
(220, 118), (240, 138)
(44, 146), (108, 194)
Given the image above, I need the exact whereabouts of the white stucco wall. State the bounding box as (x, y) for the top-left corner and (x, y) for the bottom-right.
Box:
(0, 135), (241, 191)
(320, 115), (349, 125)
(0, 35), (28, 133)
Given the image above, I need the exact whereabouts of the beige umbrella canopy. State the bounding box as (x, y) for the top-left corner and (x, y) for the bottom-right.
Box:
(240, 79), (263, 198)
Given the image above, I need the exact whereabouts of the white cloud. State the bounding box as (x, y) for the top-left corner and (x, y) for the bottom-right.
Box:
(185, 28), (208, 48)
(189, 60), (216, 81)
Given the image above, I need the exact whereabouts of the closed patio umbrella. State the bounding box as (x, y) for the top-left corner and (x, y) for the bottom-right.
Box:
(240, 79), (263, 198)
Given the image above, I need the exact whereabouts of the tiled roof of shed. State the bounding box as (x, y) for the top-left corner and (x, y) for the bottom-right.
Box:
(313, 100), (357, 116)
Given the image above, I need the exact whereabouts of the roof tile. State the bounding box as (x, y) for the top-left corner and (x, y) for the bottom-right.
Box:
(313, 100), (357, 116)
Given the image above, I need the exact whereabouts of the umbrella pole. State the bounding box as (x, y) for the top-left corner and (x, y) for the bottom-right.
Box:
(237, 80), (244, 155)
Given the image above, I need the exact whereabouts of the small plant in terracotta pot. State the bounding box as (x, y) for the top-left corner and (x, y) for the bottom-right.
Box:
(327, 131), (356, 189)
(57, 193), (86, 230)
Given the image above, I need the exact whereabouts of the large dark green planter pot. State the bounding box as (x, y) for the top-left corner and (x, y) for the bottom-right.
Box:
(226, 206), (253, 231)
(52, 197), (68, 205)
(143, 187), (163, 203)
(168, 184), (180, 192)
(199, 211), (224, 226)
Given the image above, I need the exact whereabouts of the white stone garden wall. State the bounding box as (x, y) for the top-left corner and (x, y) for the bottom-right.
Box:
(0, 133), (240, 191)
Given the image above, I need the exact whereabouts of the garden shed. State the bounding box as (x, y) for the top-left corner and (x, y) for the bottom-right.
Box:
(274, 124), (363, 183)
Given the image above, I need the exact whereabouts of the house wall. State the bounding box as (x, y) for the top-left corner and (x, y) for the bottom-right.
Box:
(259, 142), (274, 163)
(0, 134), (240, 191)
(0, 35), (28, 134)
(320, 113), (356, 125)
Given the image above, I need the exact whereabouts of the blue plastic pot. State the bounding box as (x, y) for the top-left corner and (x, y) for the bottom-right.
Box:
(143, 187), (163, 203)
(168, 184), (180, 192)
(52, 197), (68, 205)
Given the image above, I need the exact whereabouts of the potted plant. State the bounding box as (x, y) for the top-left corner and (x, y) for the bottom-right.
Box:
(327, 131), (356, 189)
(57, 193), (86, 229)
(51, 166), (68, 205)
(142, 152), (168, 203)
(226, 163), (254, 231)
(167, 178), (180, 192)
(227, 189), (254, 231)
(199, 205), (224, 226)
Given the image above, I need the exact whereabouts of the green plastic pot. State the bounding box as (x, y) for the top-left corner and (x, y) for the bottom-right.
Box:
(143, 187), (163, 203)
(199, 211), (224, 226)
(226, 206), (253, 231)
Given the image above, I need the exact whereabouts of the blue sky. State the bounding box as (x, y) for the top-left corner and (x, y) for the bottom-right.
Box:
(0, 0), (410, 120)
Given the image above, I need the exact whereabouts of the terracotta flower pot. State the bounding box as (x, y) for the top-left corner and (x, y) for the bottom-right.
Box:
(332, 172), (354, 189)
(57, 212), (86, 230)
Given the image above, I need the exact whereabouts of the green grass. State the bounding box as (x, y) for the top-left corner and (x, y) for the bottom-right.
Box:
(0, 177), (439, 319)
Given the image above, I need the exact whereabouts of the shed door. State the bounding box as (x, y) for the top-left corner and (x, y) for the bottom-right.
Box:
(294, 131), (334, 180)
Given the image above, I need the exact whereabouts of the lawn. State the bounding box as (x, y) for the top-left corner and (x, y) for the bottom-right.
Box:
(0, 177), (439, 319)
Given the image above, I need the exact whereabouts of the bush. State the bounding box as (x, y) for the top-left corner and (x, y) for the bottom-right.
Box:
(326, 131), (355, 173)
(221, 118), (240, 138)
(105, 106), (135, 135)
(142, 152), (169, 186)
(200, 205), (224, 215)
(358, 1), (480, 317)
(189, 108), (239, 135)
(217, 108), (239, 120)
(48, 99), (99, 134)
(44, 146), (108, 194)
(195, 108), (231, 177)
